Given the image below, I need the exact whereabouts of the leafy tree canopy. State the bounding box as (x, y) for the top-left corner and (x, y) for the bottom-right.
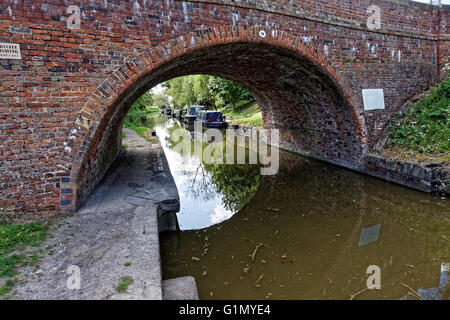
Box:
(163, 75), (253, 110)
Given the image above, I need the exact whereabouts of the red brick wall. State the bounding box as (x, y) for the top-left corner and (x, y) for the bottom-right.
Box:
(438, 8), (450, 79)
(0, 0), (448, 212)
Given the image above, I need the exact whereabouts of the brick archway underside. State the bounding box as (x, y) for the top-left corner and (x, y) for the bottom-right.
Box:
(58, 30), (367, 211)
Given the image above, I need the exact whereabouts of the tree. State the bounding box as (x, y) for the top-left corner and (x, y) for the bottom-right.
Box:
(123, 91), (154, 127)
(152, 93), (171, 109)
(133, 91), (153, 110)
(164, 76), (196, 108)
(163, 75), (254, 110)
(193, 75), (216, 109)
(207, 76), (253, 109)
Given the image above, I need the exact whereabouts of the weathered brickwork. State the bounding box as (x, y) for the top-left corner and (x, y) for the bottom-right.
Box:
(0, 0), (448, 212)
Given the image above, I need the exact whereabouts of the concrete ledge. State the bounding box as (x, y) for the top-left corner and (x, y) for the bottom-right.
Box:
(111, 203), (163, 300)
(363, 153), (449, 195)
(162, 276), (200, 300)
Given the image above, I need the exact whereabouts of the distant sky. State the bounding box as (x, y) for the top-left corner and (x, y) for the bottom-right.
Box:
(151, 84), (166, 95)
(412, 0), (450, 4)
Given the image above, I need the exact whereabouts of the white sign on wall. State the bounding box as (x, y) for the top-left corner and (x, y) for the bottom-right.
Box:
(362, 89), (385, 110)
(0, 43), (21, 60)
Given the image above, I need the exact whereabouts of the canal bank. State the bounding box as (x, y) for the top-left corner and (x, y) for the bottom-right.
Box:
(230, 124), (449, 195)
(11, 128), (196, 300)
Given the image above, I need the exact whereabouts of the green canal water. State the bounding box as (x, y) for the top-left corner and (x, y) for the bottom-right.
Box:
(155, 117), (450, 300)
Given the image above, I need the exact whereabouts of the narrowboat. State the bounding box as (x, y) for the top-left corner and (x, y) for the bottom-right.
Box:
(182, 105), (206, 125)
(196, 111), (228, 128)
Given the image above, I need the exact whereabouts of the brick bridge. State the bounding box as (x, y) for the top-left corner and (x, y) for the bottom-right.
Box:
(0, 0), (448, 212)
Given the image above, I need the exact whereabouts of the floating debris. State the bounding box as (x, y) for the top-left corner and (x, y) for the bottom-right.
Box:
(349, 288), (368, 300)
(255, 274), (264, 284)
(251, 242), (263, 262)
(400, 282), (423, 300)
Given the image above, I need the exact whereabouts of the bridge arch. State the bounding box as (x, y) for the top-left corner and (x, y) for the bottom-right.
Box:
(55, 26), (368, 210)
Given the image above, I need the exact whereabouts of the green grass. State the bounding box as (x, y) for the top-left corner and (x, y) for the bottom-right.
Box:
(124, 125), (158, 143)
(0, 279), (15, 297)
(123, 106), (160, 129)
(123, 262), (131, 267)
(129, 126), (149, 139)
(220, 101), (263, 128)
(387, 79), (449, 157)
(230, 112), (263, 128)
(116, 276), (133, 293)
(0, 222), (48, 297)
(123, 108), (159, 144)
(0, 222), (48, 278)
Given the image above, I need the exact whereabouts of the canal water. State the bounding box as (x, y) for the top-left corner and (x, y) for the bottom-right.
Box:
(154, 116), (450, 300)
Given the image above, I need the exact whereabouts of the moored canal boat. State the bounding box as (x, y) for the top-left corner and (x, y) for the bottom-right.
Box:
(196, 111), (228, 128)
(182, 105), (206, 125)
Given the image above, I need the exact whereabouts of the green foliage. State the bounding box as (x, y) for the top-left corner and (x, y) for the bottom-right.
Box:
(124, 91), (160, 128)
(221, 101), (263, 128)
(164, 76), (198, 108)
(0, 279), (15, 296)
(0, 222), (48, 296)
(193, 75), (216, 107)
(164, 75), (253, 110)
(125, 125), (158, 144)
(387, 79), (450, 155)
(207, 76), (252, 108)
(152, 92), (171, 109)
(123, 262), (131, 267)
(133, 91), (153, 109)
(230, 112), (263, 128)
(0, 222), (48, 277)
(131, 126), (151, 139)
(116, 276), (133, 293)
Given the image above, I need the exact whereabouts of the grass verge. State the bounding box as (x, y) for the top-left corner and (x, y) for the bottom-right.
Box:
(0, 222), (48, 298)
(124, 126), (158, 143)
(221, 101), (263, 128)
(385, 79), (449, 161)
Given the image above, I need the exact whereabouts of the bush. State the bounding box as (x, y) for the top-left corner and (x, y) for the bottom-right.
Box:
(388, 79), (450, 155)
